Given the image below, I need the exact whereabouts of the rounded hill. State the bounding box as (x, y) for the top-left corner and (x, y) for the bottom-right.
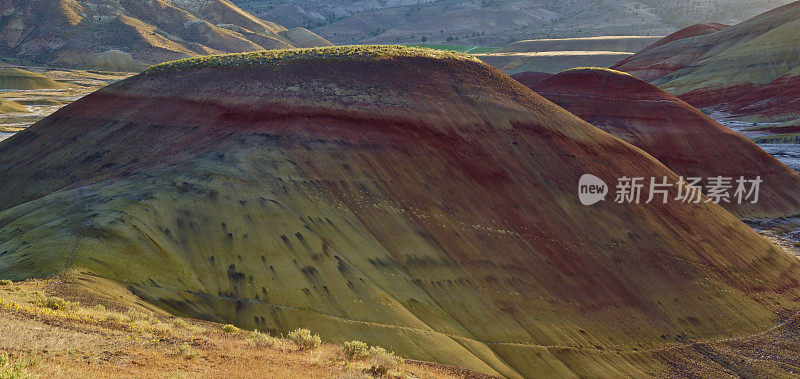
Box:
(0, 67), (66, 90)
(525, 67), (800, 218)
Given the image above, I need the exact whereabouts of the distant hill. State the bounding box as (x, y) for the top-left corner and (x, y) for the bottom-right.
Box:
(231, 0), (794, 45)
(3, 46), (800, 377)
(514, 67), (800, 218)
(612, 1), (800, 128)
(0, 0), (332, 71)
(477, 36), (659, 74)
(0, 67), (66, 90)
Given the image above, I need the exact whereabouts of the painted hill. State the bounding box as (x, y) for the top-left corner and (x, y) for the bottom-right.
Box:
(507, 71), (553, 87)
(609, 23), (732, 81)
(0, 67), (66, 90)
(515, 67), (800, 219)
(2, 46), (800, 377)
(0, 0), (332, 70)
(612, 1), (800, 122)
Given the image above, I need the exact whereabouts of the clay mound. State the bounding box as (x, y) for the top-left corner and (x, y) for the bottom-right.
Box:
(612, 1), (800, 114)
(648, 23), (730, 49)
(726, 66), (800, 121)
(524, 67), (800, 218)
(0, 100), (29, 113)
(0, 0), (332, 69)
(509, 71), (553, 87)
(0, 67), (66, 90)
(2, 46), (800, 377)
(80, 50), (149, 73)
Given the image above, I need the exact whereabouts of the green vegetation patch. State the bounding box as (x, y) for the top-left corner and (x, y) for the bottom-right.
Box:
(560, 66), (636, 77)
(404, 44), (499, 54)
(145, 45), (480, 74)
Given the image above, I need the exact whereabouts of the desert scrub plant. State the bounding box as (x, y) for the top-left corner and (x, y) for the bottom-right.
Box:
(287, 328), (321, 350)
(221, 324), (238, 333)
(0, 352), (39, 379)
(249, 330), (281, 348)
(365, 347), (404, 377)
(125, 309), (152, 322)
(32, 293), (78, 311)
(342, 340), (370, 360)
(0, 280), (11, 286)
(178, 342), (196, 360)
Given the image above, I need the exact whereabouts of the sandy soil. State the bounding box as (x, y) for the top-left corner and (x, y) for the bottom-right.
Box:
(0, 276), (480, 378)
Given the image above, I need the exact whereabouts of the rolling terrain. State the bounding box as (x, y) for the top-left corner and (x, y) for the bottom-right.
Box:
(1, 46), (800, 377)
(231, 0), (794, 45)
(0, 66), (130, 139)
(612, 1), (800, 127)
(0, 0), (331, 70)
(477, 36), (661, 74)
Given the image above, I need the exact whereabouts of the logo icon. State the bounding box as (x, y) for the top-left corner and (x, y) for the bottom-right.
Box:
(579, 174), (608, 205)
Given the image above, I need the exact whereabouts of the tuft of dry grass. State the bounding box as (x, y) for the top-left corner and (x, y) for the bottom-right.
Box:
(178, 342), (196, 360)
(0, 352), (39, 379)
(172, 319), (187, 328)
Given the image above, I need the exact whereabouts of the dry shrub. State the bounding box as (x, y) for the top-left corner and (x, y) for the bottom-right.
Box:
(178, 342), (196, 359)
(33, 293), (78, 311)
(249, 330), (281, 348)
(342, 340), (369, 360)
(125, 309), (153, 323)
(365, 347), (403, 377)
(287, 328), (321, 350)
